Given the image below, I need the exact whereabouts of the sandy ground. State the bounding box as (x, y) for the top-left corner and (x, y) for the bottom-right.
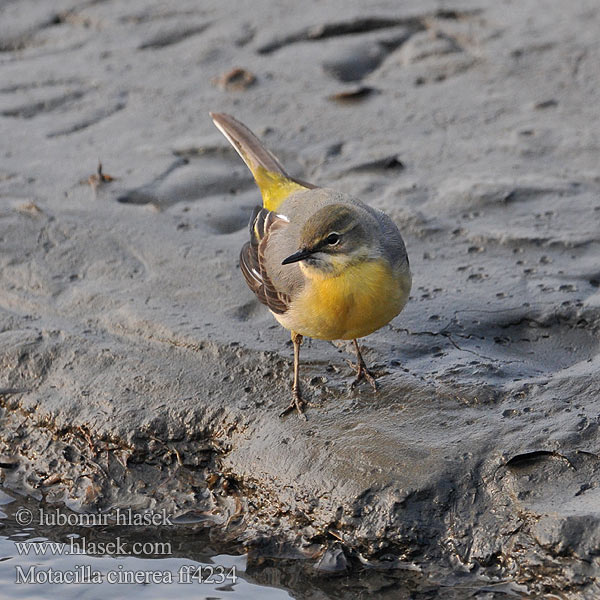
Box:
(1, 0), (600, 596)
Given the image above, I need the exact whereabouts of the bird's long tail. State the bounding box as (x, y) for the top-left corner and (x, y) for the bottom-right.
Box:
(210, 112), (315, 211)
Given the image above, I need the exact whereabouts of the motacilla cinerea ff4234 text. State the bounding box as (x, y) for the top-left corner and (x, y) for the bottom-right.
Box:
(210, 113), (412, 418)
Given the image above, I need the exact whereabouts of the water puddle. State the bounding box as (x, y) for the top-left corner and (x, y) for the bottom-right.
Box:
(0, 488), (290, 599)
(0, 488), (528, 599)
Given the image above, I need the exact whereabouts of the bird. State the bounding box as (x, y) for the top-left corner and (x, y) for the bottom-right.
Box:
(210, 112), (411, 418)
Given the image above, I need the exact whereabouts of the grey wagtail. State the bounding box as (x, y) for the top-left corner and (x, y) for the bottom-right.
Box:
(210, 113), (411, 418)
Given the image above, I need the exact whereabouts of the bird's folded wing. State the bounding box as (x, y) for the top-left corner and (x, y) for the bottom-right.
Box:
(239, 208), (291, 314)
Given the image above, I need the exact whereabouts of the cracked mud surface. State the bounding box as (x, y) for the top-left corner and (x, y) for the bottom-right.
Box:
(1, 0), (600, 597)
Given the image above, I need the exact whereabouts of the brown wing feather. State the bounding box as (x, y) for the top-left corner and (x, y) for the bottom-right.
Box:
(239, 208), (291, 315)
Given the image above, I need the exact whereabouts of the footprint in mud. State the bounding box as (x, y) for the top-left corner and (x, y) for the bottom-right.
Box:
(138, 22), (211, 50)
(346, 154), (405, 174)
(46, 95), (127, 138)
(0, 89), (86, 119)
(373, 29), (474, 86)
(226, 299), (264, 322)
(0, 8), (72, 52)
(205, 207), (252, 235)
(396, 30), (462, 64)
(0, 5), (101, 57)
(496, 450), (600, 559)
(117, 158), (254, 208)
(321, 28), (416, 82)
(256, 16), (423, 54)
(256, 11), (479, 86)
(0, 75), (127, 135)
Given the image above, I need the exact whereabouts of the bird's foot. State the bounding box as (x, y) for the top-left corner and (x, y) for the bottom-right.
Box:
(346, 358), (379, 392)
(279, 386), (308, 420)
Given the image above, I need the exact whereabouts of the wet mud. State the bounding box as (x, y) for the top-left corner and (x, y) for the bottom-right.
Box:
(1, 0), (600, 597)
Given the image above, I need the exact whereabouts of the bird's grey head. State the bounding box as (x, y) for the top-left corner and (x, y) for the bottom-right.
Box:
(281, 204), (376, 276)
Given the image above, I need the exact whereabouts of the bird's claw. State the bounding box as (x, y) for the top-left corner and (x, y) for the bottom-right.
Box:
(279, 386), (308, 420)
(346, 359), (379, 392)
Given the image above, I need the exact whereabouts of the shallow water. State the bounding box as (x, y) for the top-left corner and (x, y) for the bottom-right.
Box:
(0, 488), (290, 600)
(0, 488), (529, 599)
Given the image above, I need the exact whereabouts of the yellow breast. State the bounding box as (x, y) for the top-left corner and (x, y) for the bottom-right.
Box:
(276, 259), (411, 340)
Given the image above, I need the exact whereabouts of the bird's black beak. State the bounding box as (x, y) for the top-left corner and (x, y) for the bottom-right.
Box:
(282, 248), (313, 265)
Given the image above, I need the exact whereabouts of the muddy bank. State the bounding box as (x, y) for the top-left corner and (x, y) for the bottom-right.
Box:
(1, 0), (600, 596)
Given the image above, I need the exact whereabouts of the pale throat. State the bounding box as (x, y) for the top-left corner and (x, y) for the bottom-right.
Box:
(298, 251), (369, 280)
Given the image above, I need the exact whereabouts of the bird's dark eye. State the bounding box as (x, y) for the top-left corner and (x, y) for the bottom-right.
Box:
(326, 232), (340, 246)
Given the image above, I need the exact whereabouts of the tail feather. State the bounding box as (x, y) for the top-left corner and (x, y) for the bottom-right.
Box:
(210, 112), (287, 176)
(210, 112), (315, 211)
